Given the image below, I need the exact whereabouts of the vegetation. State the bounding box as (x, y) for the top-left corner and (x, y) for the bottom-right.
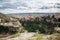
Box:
(0, 25), (19, 34)
(28, 32), (44, 40)
(0, 13), (60, 40)
(10, 32), (20, 38)
(20, 15), (56, 34)
(39, 15), (56, 34)
(0, 13), (10, 22)
(19, 25), (27, 33)
(0, 13), (57, 35)
(48, 33), (60, 40)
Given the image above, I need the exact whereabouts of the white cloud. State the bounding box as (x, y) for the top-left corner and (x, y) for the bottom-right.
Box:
(0, 0), (60, 13)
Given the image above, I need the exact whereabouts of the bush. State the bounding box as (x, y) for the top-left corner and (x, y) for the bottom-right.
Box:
(19, 26), (27, 33)
(0, 25), (9, 34)
(0, 25), (19, 34)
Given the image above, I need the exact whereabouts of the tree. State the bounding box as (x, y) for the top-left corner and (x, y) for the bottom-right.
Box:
(39, 15), (56, 34)
(19, 15), (56, 34)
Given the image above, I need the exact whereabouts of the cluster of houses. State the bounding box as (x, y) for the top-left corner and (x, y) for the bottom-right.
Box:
(0, 13), (60, 33)
(14, 13), (60, 27)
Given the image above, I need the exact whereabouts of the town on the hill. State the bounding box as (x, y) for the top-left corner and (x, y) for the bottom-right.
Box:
(0, 13), (60, 40)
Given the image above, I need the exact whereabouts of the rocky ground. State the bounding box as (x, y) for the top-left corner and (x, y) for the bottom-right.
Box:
(0, 32), (60, 40)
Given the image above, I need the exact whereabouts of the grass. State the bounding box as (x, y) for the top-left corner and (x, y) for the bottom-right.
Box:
(28, 32), (60, 40)
(9, 32), (20, 38)
(19, 26), (28, 33)
(28, 32), (45, 40)
(0, 33), (60, 40)
(0, 38), (7, 40)
(48, 33), (60, 40)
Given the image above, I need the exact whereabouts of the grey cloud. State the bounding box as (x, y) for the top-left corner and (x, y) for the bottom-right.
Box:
(14, 2), (28, 7)
(0, 1), (29, 10)
(0, 0), (10, 2)
(0, 0), (60, 13)
(0, 3), (17, 10)
(39, 3), (60, 9)
(54, 3), (60, 8)
(40, 6), (52, 9)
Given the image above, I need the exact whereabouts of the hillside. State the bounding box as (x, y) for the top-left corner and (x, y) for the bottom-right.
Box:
(0, 13), (10, 22)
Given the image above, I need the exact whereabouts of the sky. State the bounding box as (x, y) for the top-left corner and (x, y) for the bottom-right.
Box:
(0, 0), (60, 14)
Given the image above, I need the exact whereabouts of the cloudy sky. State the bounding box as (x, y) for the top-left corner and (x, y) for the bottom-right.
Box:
(0, 0), (60, 14)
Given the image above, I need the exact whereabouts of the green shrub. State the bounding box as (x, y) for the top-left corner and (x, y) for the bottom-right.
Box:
(19, 26), (27, 33)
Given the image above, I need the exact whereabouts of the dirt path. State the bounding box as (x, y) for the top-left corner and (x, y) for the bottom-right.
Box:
(0, 33), (52, 40)
(7, 32), (35, 40)
(43, 35), (51, 40)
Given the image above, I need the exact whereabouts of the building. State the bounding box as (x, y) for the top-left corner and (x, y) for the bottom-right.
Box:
(35, 13), (60, 27)
(0, 19), (1, 22)
(20, 13), (60, 27)
(54, 13), (60, 27)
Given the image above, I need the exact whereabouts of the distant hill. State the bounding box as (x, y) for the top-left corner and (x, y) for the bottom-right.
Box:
(7, 13), (56, 15)
(0, 13), (10, 22)
(7, 13), (56, 16)
(7, 13), (57, 15)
